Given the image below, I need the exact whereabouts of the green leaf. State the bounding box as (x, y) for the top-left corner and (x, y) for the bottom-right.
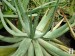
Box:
(36, 0), (59, 33)
(12, 38), (31, 56)
(38, 39), (71, 56)
(29, 14), (33, 38)
(14, 0), (28, 33)
(36, 8), (55, 32)
(29, 1), (56, 13)
(28, 42), (34, 56)
(24, 51), (28, 56)
(0, 9), (27, 36)
(3, 0), (16, 12)
(43, 14), (75, 39)
(33, 40), (43, 56)
(41, 46), (51, 56)
(0, 43), (20, 56)
(6, 19), (23, 33)
(17, 0), (30, 35)
(22, 0), (29, 10)
(34, 0), (59, 38)
(3, 14), (37, 18)
(0, 42), (19, 56)
(3, 15), (18, 18)
(0, 46), (16, 56)
(0, 35), (24, 43)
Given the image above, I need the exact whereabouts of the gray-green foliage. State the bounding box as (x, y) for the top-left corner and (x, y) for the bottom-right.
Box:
(0, 0), (75, 56)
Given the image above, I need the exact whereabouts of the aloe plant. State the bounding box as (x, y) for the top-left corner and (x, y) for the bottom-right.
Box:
(0, 0), (75, 56)
(0, 0), (16, 30)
